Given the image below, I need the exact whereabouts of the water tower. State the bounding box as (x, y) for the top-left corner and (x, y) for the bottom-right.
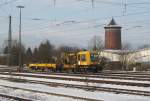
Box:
(104, 18), (122, 50)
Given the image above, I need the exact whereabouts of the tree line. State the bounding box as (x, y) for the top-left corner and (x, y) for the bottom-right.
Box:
(0, 40), (80, 66)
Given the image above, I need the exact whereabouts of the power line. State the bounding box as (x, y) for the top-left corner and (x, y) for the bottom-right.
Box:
(0, 0), (19, 7)
(12, 10), (150, 34)
(78, 0), (150, 6)
(0, 1), (149, 24)
(0, 11), (150, 34)
(79, 0), (124, 5)
(23, 23), (105, 34)
(65, 10), (150, 26)
(0, 1), (150, 34)
(127, 2), (150, 5)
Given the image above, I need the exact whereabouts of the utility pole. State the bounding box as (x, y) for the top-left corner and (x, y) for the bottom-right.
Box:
(93, 36), (97, 51)
(91, 0), (94, 8)
(123, 3), (127, 16)
(17, 5), (24, 72)
(7, 16), (12, 67)
(54, 0), (56, 7)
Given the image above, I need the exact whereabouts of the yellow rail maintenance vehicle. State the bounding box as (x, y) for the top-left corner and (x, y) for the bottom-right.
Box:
(28, 50), (105, 73)
(28, 63), (56, 72)
(76, 50), (103, 72)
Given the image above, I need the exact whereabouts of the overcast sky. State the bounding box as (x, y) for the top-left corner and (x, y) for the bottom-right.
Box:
(0, 0), (150, 49)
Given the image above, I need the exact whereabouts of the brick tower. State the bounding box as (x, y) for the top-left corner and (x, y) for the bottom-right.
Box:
(104, 18), (122, 50)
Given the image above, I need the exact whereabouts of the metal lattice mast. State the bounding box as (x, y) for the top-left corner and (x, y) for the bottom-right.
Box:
(7, 16), (12, 67)
(17, 5), (24, 72)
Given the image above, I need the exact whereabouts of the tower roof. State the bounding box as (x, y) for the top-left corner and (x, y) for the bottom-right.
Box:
(108, 18), (117, 26)
(105, 18), (121, 28)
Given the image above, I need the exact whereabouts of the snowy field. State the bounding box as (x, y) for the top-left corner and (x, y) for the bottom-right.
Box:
(0, 78), (150, 101)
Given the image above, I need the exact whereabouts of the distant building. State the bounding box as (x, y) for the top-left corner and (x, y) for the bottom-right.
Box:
(99, 48), (150, 63)
(128, 48), (150, 63)
(103, 18), (150, 63)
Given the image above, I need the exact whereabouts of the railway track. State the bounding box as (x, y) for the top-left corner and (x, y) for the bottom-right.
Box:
(0, 93), (32, 101)
(25, 72), (150, 81)
(0, 70), (150, 98)
(1, 66), (150, 77)
(32, 71), (150, 75)
(0, 65), (150, 74)
(100, 74), (150, 79)
(2, 70), (150, 83)
(47, 72), (150, 81)
(0, 72), (150, 87)
(0, 75), (150, 97)
(21, 70), (150, 78)
(0, 85), (101, 101)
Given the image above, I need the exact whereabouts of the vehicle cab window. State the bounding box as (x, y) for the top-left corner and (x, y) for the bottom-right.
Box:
(81, 54), (86, 61)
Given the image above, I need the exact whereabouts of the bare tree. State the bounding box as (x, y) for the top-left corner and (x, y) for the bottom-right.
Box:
(122, 42), (132, 50)
(119, 42), (133, 71)
(138, 44), (150, 49)
(119, 52), (129, 70)
(88, 35), (104, 51)
(2, 40), (25, 66)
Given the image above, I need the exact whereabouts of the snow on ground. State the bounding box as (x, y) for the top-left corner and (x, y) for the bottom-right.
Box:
(13, 72), (150, 84)
(104, 73), (150, 77)
(0, 96), (16, 101)
(0, 65), (8, 67)
(0, 86), (83, 101)
(0, 79), (150, 101)
(0, 74), (150, 92)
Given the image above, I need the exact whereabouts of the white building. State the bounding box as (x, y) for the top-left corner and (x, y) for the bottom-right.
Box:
(128, 48), (150, 63)
(99, 48), (150, 63)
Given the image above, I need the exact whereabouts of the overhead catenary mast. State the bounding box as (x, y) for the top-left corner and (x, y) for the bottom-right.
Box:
(7, 15), (12, 67)
(54, 0), (56, 7)
(91, 0), (94, 8)
(16, 5), (25, 72)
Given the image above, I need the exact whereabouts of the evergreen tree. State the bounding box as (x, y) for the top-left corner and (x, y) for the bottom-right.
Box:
(38, 40), (54, 63)
(25, 47), (33, 64)
(33, 47), (39, 62)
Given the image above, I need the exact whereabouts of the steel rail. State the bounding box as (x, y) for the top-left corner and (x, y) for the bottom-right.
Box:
(0, 76), (150, 97)
(0, 72), (149, 87)
(0, 93), (32, 101)
(0, 85), (101, 101)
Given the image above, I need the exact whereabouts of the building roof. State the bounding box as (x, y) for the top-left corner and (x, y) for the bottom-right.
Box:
(105, 18), (121, 28)
(108, 18), (117, 26)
